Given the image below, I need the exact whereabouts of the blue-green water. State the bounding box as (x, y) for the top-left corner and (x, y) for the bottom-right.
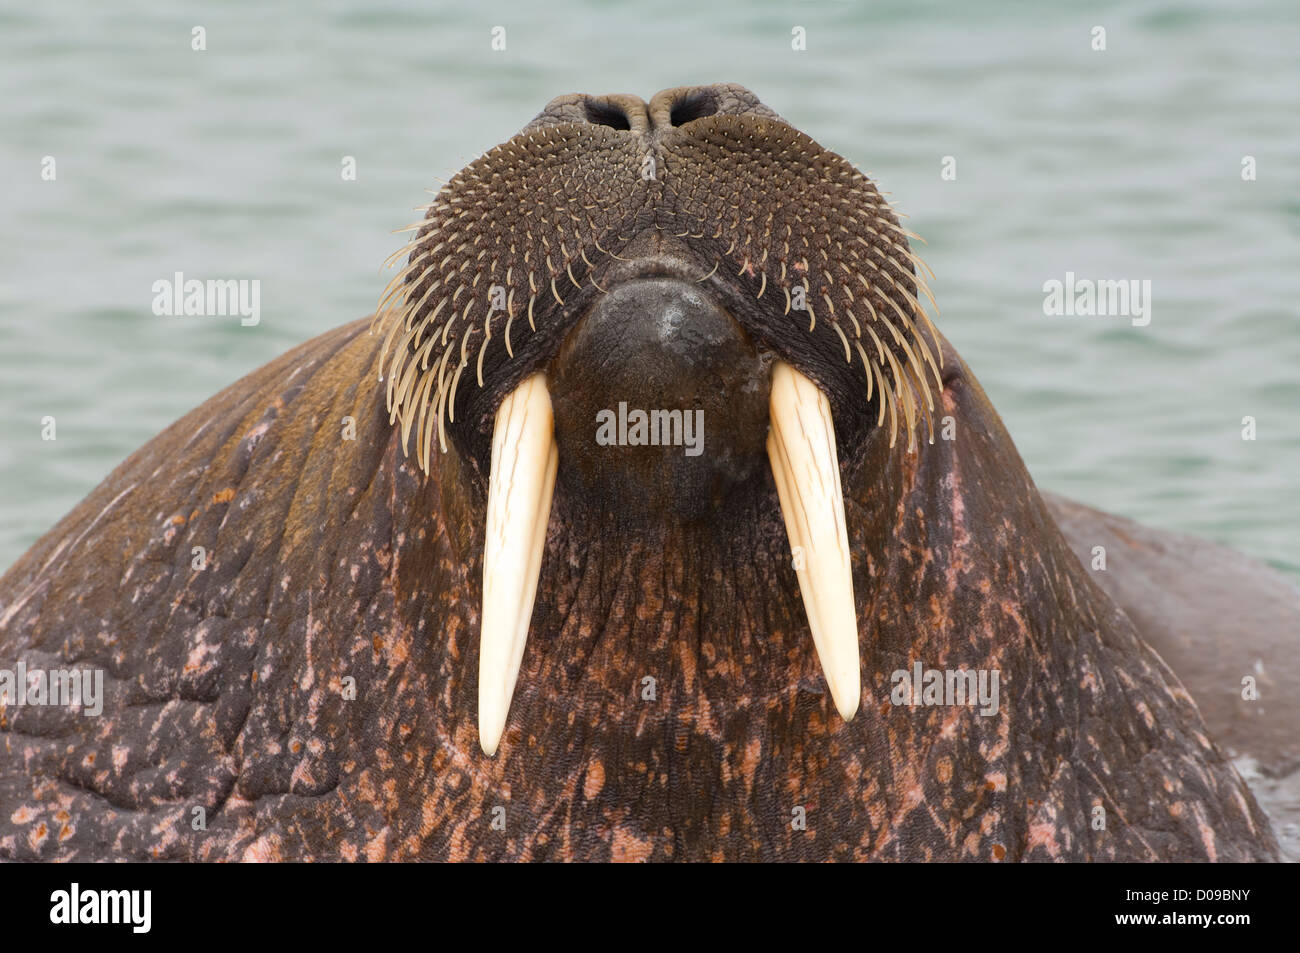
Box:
(0, 0), (1297, 858)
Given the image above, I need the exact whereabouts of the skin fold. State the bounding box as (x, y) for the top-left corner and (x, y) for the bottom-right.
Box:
(0, 84), (1280, 861)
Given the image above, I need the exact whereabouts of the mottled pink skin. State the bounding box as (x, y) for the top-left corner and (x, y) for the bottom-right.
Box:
(0, 320), (1277, 861)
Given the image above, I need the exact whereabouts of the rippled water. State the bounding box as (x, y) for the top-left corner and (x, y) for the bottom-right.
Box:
(1, 0), (1296, 855)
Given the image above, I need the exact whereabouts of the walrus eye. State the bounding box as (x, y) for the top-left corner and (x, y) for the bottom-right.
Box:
(583, 99), (631, 130)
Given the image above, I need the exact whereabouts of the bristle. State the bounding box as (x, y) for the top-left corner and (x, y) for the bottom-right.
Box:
(447, 358), (467, 426)
(883, 346), (916, 453)
(476, 334), (490, 387)
(407, 357), (438, 458)
(879, 371), (898, 448)
(880, 278), (942, 397)
(831, 321), (852, 363)
(905, 360), (936, 445)
(855, 341), (875, 403)
(875, 297), (934, 413)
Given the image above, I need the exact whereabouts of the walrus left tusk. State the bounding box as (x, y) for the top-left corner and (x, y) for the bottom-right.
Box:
(766, 362), (862, 721)
(479, 372), (558, 756)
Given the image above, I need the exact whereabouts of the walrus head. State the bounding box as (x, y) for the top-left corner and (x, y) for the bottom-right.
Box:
(376, 84), (942, 754)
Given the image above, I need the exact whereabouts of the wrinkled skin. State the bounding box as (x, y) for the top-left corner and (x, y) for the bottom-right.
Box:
(0, 85), (1280, 861)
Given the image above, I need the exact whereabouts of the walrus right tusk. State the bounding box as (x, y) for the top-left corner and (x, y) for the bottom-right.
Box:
(479, 372), (558, 756)
(765, 362), (862, 721)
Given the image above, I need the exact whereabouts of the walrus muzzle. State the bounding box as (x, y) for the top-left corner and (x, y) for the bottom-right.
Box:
(375, 84), (941, 754)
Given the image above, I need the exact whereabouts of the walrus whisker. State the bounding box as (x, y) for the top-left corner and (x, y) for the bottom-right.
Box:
(375, 256), (422, 310)
(859, 287), (881, 326)
(878, 365), (899, 448)
(904, 360), (936, 445)
(901, 246), (938, 284)
(422, 381), (440, 472)
(884, 346), (916, 452)
(855, 341), (875, 403)
(376, 305), (408, 379)
(447, 359), (467, 426)
(431, 346), (454, 453)
(831, 321), (852, 363)
(862, 323), (890, 425)
(395, 334), (434, 412)
(399, 272), (448, 327)
(880, 282), (942, 397)
(591, 237), (626, 261)
(476, 335), (490, 388)
(406, 358), (438, 457)
(381, 241), (417, 271)
(879, 251), (939, 320)
(874, 297), (933, 411)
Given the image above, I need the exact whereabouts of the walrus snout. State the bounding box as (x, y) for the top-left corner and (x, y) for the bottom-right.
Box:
(524, 83), (785, 137)
(548, 277), (770, 520)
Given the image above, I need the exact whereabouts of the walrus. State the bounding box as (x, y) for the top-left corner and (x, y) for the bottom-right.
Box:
(0, 84), (1284, 861)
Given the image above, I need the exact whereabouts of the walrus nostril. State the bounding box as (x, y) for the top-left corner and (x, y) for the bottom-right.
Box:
(669, 91), (717, 126)
(647, 84), (780, 131)
(584, 99), (631, 131)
